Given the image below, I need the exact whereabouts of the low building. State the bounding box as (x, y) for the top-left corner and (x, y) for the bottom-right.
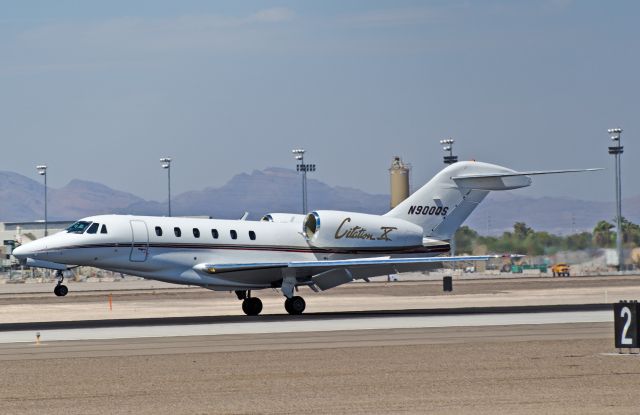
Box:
(1, 221), (74, 270)
(1, 220), (74, 245)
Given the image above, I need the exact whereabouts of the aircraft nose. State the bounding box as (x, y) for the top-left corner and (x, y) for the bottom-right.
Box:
(11, 240), (43, 259)
(11, 244), (28, 259)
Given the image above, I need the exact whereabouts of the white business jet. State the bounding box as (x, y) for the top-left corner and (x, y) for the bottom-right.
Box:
(12, 161), (597, 315)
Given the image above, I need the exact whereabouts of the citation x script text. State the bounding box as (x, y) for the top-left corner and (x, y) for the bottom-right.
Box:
(334, 218), (396, 241)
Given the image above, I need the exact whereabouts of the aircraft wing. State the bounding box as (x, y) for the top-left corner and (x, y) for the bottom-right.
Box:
(24, 258), (71, 271)
(195, 255), (500, 274)
(194, 255), (506, 290)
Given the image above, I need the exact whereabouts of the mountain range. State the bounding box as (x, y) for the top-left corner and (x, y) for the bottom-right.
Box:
(1, 167), (638, 235)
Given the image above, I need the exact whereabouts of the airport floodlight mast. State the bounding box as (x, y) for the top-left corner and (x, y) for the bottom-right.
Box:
(160, 157), (172, 217)
(292, 149), (316, 214)
(36, 164), (48, 237)
(608, 128), (624, 271)
(440, 138), (458, 165)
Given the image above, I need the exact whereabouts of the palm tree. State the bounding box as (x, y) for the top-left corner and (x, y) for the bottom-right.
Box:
(593, 220), (614, 247)
(621, 217), (640, 245)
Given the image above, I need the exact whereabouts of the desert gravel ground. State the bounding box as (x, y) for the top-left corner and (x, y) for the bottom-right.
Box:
(1, 275), (639, 323)
(2, 275), (640, 304)
(1, 323), (639, 415)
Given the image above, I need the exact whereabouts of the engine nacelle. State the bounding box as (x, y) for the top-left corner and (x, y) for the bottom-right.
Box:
(303, 210), (424, 249)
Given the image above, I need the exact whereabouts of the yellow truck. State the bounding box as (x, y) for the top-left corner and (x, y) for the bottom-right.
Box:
(551, 263), (570, 277)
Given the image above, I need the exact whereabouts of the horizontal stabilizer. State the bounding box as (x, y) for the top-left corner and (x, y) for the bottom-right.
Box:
(453, 168), (602, 179)
(452, 168), (602, 190)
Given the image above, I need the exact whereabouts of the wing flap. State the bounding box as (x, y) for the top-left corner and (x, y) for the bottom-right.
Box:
(312, 268), (354, 291)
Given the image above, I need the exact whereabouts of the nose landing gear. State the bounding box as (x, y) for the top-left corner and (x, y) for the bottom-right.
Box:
(53, 270), (68, 297)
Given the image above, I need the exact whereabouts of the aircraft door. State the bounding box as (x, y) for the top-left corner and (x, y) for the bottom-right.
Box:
(130, 220), (149, 262)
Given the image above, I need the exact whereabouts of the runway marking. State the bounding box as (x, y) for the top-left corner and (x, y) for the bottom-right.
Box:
(0, 310), (612, 344)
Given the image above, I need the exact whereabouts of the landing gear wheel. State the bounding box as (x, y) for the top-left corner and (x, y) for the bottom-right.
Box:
(58, 285), (68, 296)
(53, 270), (68, 297)
(242, 297), (263, 316)
(54, 284), (68, 297)
(285, 296), (306, 315)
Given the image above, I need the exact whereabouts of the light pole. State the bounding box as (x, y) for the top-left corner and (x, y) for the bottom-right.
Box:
(440, 139), (458, 256)
(160, 157), (172, 217)
(36, 165), (48, 237)
(608, 128), (624, 271)
(440, 138), (458, 165)
(292, 149), (316, 214)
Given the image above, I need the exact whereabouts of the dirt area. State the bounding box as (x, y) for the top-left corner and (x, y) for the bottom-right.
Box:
(1, 328), (638, 414)
(0, 275), (638, 324)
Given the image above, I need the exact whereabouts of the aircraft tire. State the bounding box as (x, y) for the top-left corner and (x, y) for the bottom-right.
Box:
(287, 296), (306, 315)
(58, 285), (68, 297)
(242, 297), (263, 316)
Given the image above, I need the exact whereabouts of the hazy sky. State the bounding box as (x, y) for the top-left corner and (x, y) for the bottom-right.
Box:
(1, 0), (638, 202)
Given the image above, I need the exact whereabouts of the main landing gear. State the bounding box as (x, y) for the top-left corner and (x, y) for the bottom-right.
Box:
(284, 296), (306, 315)
(236, 290), (263, 316)
(53, 270), (68, 297)
(234, 290), (307, 316)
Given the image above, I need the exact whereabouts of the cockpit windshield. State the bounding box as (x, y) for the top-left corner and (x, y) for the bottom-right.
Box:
(66, 221), (92, 234)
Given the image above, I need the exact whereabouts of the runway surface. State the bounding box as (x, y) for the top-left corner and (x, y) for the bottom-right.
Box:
(0, 307), (612, 344)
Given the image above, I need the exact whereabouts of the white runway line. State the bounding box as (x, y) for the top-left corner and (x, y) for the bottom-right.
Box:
(0, 310), (612, 344)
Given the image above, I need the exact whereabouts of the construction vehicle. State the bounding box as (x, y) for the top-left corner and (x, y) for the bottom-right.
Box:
(551, 263), (570, 277)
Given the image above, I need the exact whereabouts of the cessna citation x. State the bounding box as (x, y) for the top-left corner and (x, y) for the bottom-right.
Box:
(12, 161), (598, 316)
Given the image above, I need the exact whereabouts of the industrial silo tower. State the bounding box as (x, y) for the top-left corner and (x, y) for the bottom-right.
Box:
(389, 156), (411, 209)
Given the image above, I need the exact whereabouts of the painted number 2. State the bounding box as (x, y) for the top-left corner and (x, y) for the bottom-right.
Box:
(620, 306), (633, 345)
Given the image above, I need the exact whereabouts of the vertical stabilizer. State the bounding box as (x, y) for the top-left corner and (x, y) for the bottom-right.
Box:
(384, 161), (531, 240)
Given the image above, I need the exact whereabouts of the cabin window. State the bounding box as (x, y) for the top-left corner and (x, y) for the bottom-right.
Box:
(211, 229), (219, 239)
(155, 226), (163, 236)
(193, 228), (200, 238)
(86, 223), (99, 234)
(66, 221), (92, 234)
(249, 231), (256, 240)
(174, 227), (182, 237)
(230, 230), (237, 240)
(100, 224), (108, 234)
